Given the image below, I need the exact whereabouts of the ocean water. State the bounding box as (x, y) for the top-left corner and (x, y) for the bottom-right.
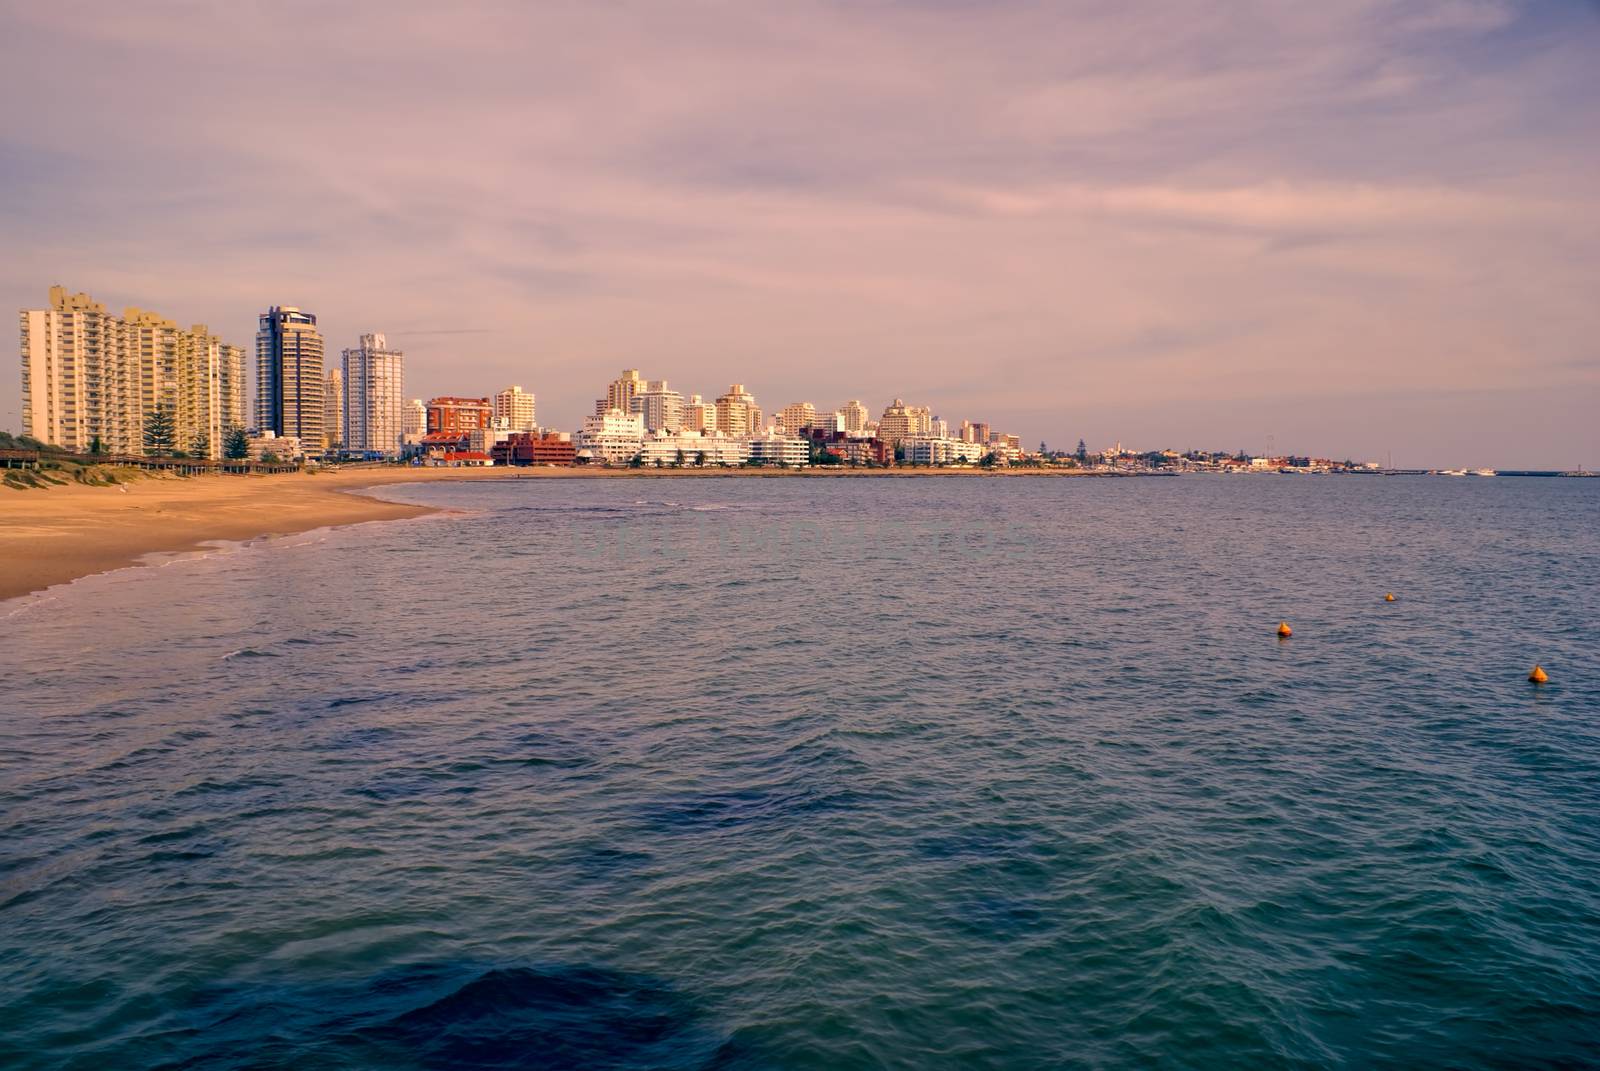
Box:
(2, 474), (1598, 1070)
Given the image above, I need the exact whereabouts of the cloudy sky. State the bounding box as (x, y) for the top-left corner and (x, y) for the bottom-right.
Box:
(3, 0), (1596, 467)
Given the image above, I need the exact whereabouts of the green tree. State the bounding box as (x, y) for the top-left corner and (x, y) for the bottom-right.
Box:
(190, 431), (210, 458)
(89, 434), (104, 456)
(142, 405), (176, 456)
(224, 426), (250, 460)
(696, 451), (707, 467)
(1075, 438), (1088, 463)
(979, 452), (997, 469)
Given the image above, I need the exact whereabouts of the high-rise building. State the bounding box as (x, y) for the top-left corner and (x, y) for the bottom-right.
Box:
(630, 379), (684, 433)
(21, 288), (137, 454)
(255, 306), (325, 449)
(343, 333), (407, 457)
(839, 400), (870, 433)
(810, 410), (845, 434)
(324, 367), (344, 450)
(180, 323), (246, 458)
(877, 398), (933, 445)
(776, 402), (817, 436)
(684, 394), (716, 433)
(20, 287), (243, 458)
(402, 398), (427, 445)
(960, 420), (990, 444)
(714, 383), (763, 436)
(597, 369), (642, 416)
(124, 306), (245, 458)
(426, 396), (491, 435)
(494, 385), (537, 432)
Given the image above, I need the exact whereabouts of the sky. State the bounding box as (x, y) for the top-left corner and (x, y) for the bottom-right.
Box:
(2, 0), (1597, 468)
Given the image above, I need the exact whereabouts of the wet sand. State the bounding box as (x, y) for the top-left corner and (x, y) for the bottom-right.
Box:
(0, 468), (491, 601)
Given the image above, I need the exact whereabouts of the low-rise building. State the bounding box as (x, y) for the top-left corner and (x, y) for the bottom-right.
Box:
(804, 428), (893, 465)
(247, 430), (302, 461)
(420, 430), (471, 461)
(639, 430), (750, 466)
(430, 450), (493, 467)
(492, 431), (576, 466)
(576, 408), (645, 464)
(902, 437), (986, 465)
(746, 431), (810, 467)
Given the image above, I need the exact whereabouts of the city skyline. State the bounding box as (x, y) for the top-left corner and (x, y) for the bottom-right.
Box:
(3, 2), (1598, 468)
(10, 280), (1593, 468)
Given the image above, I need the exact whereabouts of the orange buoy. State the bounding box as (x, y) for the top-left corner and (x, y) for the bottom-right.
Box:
(1384, 593), (1396, 602)
(1277, 621), (1292, 638)
(1529, 665), (1548, 684)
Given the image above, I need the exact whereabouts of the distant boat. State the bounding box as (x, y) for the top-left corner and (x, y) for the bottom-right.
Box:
(1471, 469), (1497, 477)
(1441, 469), (1468, 476)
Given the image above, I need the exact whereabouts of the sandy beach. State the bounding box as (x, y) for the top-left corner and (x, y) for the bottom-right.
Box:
(0, 467), (494, 601)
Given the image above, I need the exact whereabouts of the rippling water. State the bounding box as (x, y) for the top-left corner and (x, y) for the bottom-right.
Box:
(3, 475), (1598, 1069)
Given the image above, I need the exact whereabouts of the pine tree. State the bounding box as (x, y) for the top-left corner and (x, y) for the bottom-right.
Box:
(223, 426), (250, 460)
(190, 431), (210, 458)
(142, 406), (176, 457)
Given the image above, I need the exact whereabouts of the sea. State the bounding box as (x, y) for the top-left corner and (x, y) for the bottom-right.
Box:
(2, 474), (1598, 1070)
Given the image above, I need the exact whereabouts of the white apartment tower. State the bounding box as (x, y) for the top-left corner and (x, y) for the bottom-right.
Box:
(494, 385), (538, 432)
(342, 332), (407, 457)
(630, 379), (685, 433)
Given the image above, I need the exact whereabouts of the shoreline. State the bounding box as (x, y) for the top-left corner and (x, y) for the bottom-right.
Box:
(0, 464), (1134, 602)
(0, 468), (463, 602)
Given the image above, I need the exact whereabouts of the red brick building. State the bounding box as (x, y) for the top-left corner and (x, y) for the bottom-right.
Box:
(426, 396), (492, 435)
(491, 431), (576, 466)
